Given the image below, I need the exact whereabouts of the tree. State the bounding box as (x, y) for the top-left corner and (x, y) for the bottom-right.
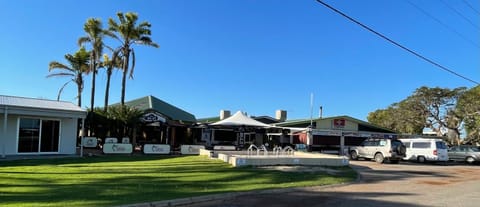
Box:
(108, 12), (159, 106)
(47, 47), (90, 106)
(456, 85), (480, 144)
(107, 105), (143, 139)
(409, 86), (466, 144)
(78, 18), (108, 112)
(367, 100), (425, 134)
(100, 50), (123, 112)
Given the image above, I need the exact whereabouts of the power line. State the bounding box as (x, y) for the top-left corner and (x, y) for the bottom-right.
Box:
(315, 0), (479, 85)
(406, 0), (480, 49)
(441, 0), (480, 31)
(462, 0), (480, 16)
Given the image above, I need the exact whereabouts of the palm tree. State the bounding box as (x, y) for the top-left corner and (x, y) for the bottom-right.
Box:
(108, 12), (159, 105)
(101, 50), (123, 111)
(78, 18), (106, 112)
(47, 47), (90, 106)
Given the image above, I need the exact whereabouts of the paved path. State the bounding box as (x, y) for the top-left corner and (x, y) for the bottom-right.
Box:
(188, 161), (480, 207)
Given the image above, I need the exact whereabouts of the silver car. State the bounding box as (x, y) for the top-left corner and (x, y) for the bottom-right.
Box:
(448, 145), (480, 164)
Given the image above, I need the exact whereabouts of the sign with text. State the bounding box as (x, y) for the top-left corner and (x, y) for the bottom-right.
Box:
(82, 137), (98, 148)
(143, 144), (170, 154)
(180, 145), (205, 155)
(103, 143), (133, 154)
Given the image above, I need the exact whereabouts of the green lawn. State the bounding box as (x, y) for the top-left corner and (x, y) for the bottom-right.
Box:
(0, 155), (356, 207)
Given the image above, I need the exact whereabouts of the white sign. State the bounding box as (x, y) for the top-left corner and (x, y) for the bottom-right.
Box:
(143, 144), (170, 154)
(105, 137), (118, 143)
(142, 112), (166, 123)
(83, 137), (98, 148)
(180, 145), (205, 155)
(103, 143), (133, 154)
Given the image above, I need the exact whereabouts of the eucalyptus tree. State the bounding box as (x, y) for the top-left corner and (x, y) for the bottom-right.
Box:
(456, 85), (480, 143)
(47, 47), (90, 106)
(108, 12), (159, 105)
(409, 86), (466, 144)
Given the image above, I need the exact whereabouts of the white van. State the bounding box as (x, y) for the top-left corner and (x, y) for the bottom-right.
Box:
(400, 138), (449, 163)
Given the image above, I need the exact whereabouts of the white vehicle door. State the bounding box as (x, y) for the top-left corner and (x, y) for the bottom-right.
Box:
(357, 140), (370, 157)
(435, 141), (449, 161)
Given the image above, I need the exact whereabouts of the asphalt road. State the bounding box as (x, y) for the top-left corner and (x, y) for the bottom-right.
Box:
(190, 161), (480, 207)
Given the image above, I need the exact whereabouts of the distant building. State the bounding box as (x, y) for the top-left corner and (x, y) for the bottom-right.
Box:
(274, 115), (397, 151)
(119, 95), (196, 148)
(0, 95), (86, 157)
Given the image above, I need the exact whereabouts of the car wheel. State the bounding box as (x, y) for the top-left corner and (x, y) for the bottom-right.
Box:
(465, 157), (475, 164)
(417, 156), (426, 163)
(374, 153), (384, 163)
(350, 151), (358, 160)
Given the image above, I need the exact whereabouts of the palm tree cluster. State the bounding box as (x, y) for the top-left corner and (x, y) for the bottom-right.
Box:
(47, 12), (159, 136)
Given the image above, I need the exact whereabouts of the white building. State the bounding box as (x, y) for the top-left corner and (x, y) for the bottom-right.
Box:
(0, 95), (87, 157)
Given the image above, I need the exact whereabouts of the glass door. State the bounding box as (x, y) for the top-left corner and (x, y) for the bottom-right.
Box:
(18, 118), (60, 153)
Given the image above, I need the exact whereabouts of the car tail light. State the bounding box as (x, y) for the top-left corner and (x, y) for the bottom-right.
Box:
(433, 150), (437, 155)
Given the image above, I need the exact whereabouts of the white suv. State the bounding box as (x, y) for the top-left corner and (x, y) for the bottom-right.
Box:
(349, 138), (406, 164)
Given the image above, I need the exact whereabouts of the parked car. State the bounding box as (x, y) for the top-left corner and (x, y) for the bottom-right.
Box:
(349, 138), (406, 164)
(400, 138), (449, 163)
(448, 145), (480, 164)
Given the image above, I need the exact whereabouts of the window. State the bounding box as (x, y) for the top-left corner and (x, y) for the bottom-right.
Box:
(18, 118), (60, 153)
(435, 141), (447, 149)
(412, 142), (430, 149)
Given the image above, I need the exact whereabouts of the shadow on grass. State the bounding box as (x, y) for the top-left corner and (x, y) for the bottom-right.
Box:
(0, 155), (357, 207)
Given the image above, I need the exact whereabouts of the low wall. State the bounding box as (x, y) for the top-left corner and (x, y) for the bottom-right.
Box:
(199, 149), (349, 167)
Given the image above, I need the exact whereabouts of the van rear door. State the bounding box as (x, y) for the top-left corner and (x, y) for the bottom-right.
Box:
(435, 141), (449, 161)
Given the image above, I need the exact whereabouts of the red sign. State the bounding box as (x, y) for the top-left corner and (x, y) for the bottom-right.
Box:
(333, 119), (346, 128)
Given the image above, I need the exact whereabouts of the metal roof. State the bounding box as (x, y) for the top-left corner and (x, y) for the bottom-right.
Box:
(123, 95), (196, 123)
(0, 95), (86, 112)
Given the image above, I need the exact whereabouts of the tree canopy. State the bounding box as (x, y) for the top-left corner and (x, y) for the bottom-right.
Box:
(368, 86), (478, 145)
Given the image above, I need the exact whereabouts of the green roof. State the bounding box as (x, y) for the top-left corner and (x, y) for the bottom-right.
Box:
(123, 95), (196, 123)
(197, 116), (221, 123)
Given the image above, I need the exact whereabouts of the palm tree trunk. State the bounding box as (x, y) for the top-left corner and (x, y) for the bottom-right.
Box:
(120, 47), (130, 106)
(104, 68), (112, 112)
(90, 52), (97, 136)
(77, 84), (82, 107)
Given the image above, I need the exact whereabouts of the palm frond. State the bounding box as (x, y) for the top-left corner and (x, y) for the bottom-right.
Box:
(78, 36), (91, 47)
(57, 81), (72, 101)
(48, 62), (73, 72)
(47, 72), (74, 78)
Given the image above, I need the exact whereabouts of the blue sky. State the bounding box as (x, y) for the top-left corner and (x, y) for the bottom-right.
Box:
(0, 0), (479, 121)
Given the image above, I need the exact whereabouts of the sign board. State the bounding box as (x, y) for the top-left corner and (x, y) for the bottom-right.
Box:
(213, 145), (236, 151)
(143, 144), (170, 154)
(82, 137), (98, 148)
(105, 137), (118, 143)
(141, 112), (166, 123)
(333, 119), (346, 128)
(103, 143), (133, 154)
(180, 145), (206, 155)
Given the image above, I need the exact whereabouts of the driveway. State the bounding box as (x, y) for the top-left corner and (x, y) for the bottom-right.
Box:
(189, 161), (480, 207)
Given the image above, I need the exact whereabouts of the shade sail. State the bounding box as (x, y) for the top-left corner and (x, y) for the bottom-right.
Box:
(210, 111), (271, 128)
